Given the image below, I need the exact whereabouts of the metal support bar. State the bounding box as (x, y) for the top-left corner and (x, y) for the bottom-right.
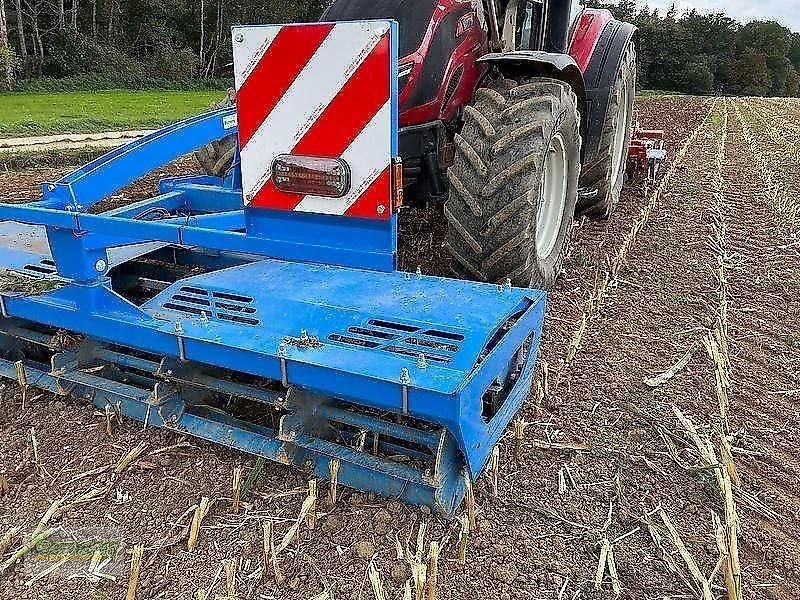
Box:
(0, 204), (393, 271)
(38, 108), (238, 211)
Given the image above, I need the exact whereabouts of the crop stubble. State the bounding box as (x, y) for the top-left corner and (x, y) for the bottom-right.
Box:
(0, 96), (798, 600)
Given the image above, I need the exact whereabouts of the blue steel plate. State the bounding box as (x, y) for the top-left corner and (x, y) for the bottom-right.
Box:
(142, 259), (544, 394)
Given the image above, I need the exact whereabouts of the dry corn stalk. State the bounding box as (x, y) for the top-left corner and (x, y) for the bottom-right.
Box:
(262, 521), (272, 576)
(720, 470), (742, 600)
(606, 543), (621, 595)
(104, 403), (114, 436)
(87, 550), (109, 582)
(534, 380), (544, 417)
(0, 527), (58, 573)
(188, 497), (210, 552)
(24, 558), (68, 588)
(114, 440), (149, 475)
(125, 544), (144, 600)
(224, 558), (237, 597)
(643, 341), (701, 387)
(489, 446), (500, 497)
(329, 458), (340, 504)
(426, 541), (439, 600)
(594, 539), (610, 590)
(231, 466), (243, 514)
(718, 432), (740, 487)
(263, 520), (284, 584)
(393, 534), (405, 561)
(406, 523), (427, 600)
(644, 512), (679, 576)
(672, 406), (743, 600)
(403, 580), (413, 600)
(32, 497), (65, 538)
(415, 523), (426, 562)
(30, 428), (41, 474)
(457, 514), (469, 565)
(672, 406), (721, 487)
(464, 476), (476, 529)
(73, 486), (105, 505)
(566, 314), (586, 363)
(368, 559), (386, 600)
(0, 526), (21, 556)
(704, 332), (731, 427)
(659, 508), (712, 600)
(513, 419), (526, 458)
(712, 512), (735, 598)
(275, 490), (316, 555)
(530, 440), (588, 451)
(306, 479), (317, 530)
(15, 360), (28, 409)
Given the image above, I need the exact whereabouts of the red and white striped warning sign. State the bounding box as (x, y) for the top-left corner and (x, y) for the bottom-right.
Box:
(232, 21), (393, 219)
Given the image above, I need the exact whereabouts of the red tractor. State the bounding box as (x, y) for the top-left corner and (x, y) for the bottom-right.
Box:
(198, 0), (638, 289)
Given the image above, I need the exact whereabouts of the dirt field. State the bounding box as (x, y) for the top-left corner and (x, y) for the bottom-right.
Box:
(0, 96), (799, 600)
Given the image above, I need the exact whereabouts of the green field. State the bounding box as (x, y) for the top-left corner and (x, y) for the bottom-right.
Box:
(0, 90), (223, 137)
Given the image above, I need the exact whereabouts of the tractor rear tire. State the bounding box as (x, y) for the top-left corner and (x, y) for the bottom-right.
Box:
(196, 92), (237, 178)
(578, 43), (637, 219)
(444, 77), (581, 290)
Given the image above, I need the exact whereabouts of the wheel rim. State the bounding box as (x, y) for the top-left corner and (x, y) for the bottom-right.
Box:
(536, 133), (568, 259)
(610, 77), (633, 189)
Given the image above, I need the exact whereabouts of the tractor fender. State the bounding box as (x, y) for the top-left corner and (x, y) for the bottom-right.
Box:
(476, 51), (588, 151)
(574, 15), (638, 163)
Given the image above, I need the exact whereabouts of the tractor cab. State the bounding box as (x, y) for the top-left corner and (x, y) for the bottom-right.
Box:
(321, 0), (438, 59)
(487, 0), (573, 52)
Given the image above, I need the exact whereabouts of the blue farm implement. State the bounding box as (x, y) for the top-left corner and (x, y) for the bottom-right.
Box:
(0, 21), (545, 515)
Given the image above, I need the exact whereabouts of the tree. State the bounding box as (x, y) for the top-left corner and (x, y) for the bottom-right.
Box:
(0, 0), (14, 89)
(767, 54), (791, 96)
(1, 0), (797, 94)
(733, 49), (773, 96)
(11, 0), (25, 63)
(790, 33), (800, 71)
(680, 55), (714, 95)
(787, 66), (800, 97)
(739, 20), (792, 95)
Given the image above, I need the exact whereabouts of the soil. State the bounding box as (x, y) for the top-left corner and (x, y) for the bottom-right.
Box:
(0, 96), (798, 600)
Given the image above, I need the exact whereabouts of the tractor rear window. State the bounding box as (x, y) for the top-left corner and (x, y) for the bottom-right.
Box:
(322, 0), (437, 57)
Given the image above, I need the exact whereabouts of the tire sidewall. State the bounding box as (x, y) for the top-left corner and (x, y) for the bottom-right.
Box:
(610, 47), (637, 203)
(532, 110), (581, 285)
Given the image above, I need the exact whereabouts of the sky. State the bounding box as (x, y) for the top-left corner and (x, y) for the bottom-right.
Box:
(574, 1), (800, 32)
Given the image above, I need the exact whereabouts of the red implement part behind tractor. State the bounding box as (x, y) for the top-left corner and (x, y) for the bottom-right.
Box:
(628, 125), (667, 187)
(198, 1), (649, 290)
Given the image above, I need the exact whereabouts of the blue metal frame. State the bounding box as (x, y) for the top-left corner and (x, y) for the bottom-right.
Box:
(0, 20), (546, 515)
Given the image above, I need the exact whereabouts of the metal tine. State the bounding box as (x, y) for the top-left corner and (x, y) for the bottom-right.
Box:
(316, 404), (440, 449)
(432, 430), (447, 483)
(290, 431), (430, 486)
(156, 360), (281, 406)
